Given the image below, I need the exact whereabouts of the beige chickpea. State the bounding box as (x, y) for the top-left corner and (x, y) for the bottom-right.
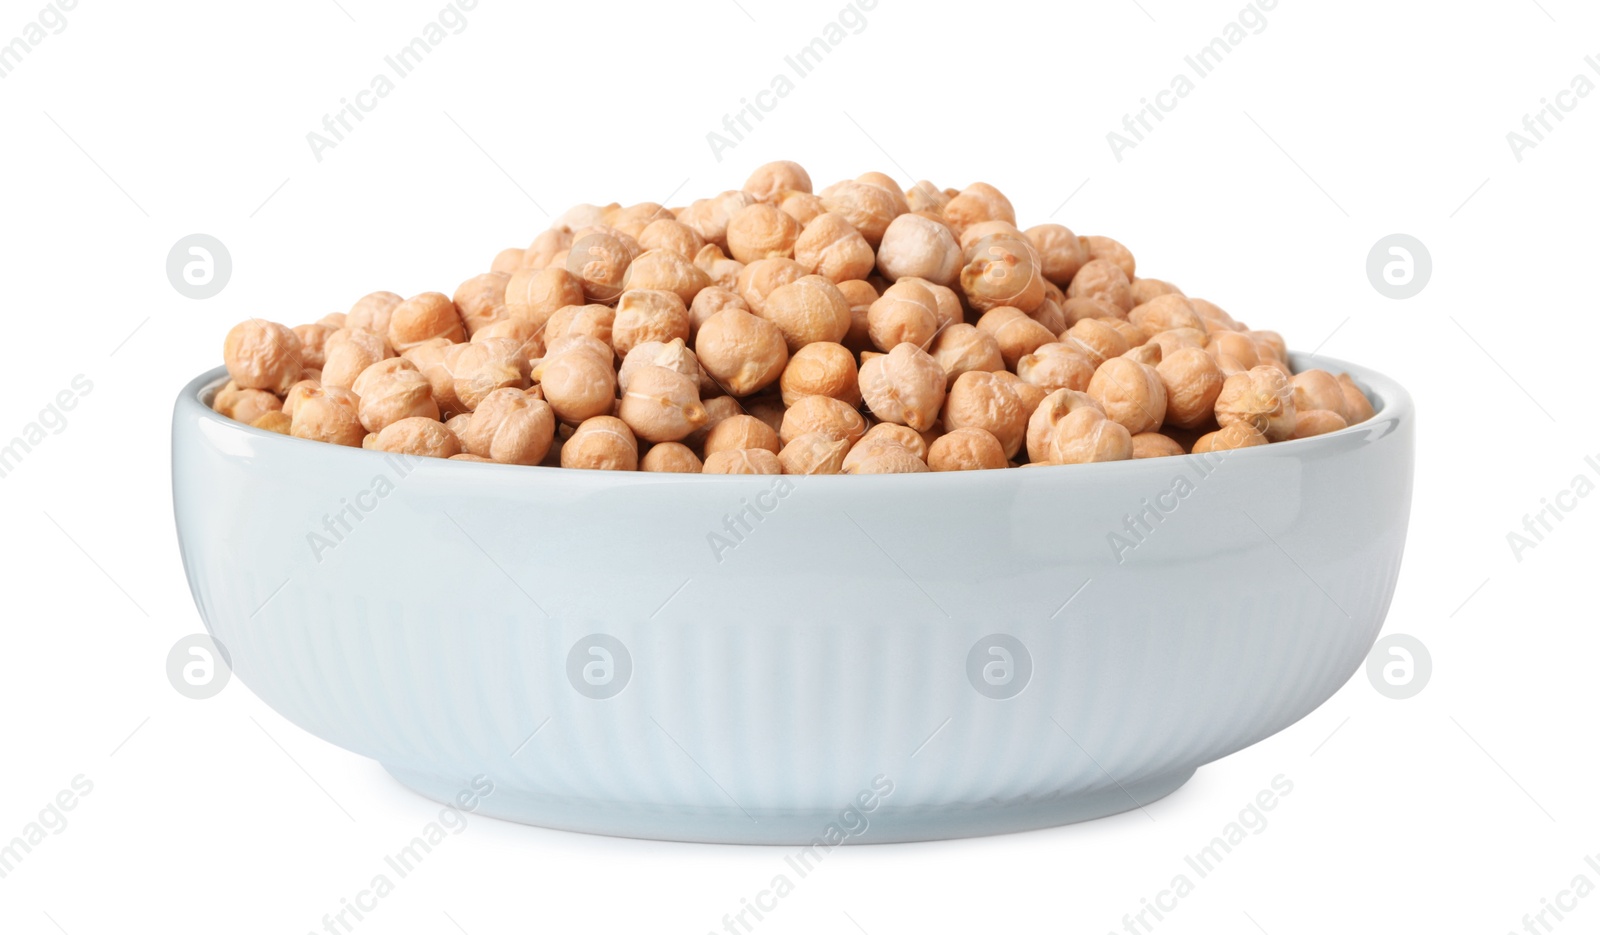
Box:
(876, 213), (962, 286)
(371, 417), (460, 459)
(905, 279), (962, 329)
(1294, 409), (1348, 439)
(317, 311), (348, 329)
(347, 291), (403, 344)
(351, 356), (418, 400)
(942, 369), (1028, 458)
(743, 392), (789, 435)
(444, 411), (472, 445)
(388, 293), (465, 352)
(688, 285), (749, 335)
(743, 161), (813, 202)
(1022, 224), (1089, 285)
(637, 218), (706, 258)
(1207, 331), (1261, 371)
(1065, 259), (1134, 312)
(1082, 235), (1136, 280)
(780, 342), (860, 407)
(491, 247), (525, 275)
(851, 423), (930, 464)
(929, 323), (1005, 383)
(607, 202), (675, 240)
(867, 280), (940, 352)
(1131, 432), (1186, 459)
(1338, 373), (1376, 423)
(1109, 319), (1146, 350)
(679, 190), (756, 249)
(835, 279), (879, 353)
(223, 320), (303, 394)
(1128, 294), (1206, 341)
(775, 190), (828, 226)
(621, 248), (712, 307)
(780, 395), (868, 447)
(685, 394), (743, 452)
(1291, 370), (1346, 419)
(928, 427), (1007, 471)
(1062, 318), (1131, 369)
(1122, 343), (1162, 367)
(1215, 365), (1297, 441)
(290, 385), (365, 447)
(400, 339), (461, 415)
(1130, 278), (1183, 305)
(1155, 347), (1224, 430)
(858, 342), (945, 432)
(960, 234), (1046, 313)
(357, 366), (438, 434)
(758, 275), (851, 352)
(453, 272), (511, 337)
(792, 212), (876, 283)
(617, 363), (706, 443)
(842, 442), (929, 474)
(695, 307), (788, 396)
(561, 415), (638, 471)
(224, 388), (282, 425)
(1061, 296), (1125, 328)
(1045, 407), (1134, 465)
(1192, 298), (1244, 333)
(996, 371), (1047, 416)
(726, 203), (802, 264)
(857, 171), (909, 209)
(976, 306), (1056, 369)
(1148, 328), (1207, 359)
(942, 182), (1016, 237)
(612, 289), (691, 357)
(249, 410), (292, 434)
(904, 180), (951, 215)
(957, 220), (1022, 254)
(618, 339), (701, 392)
(282, 379), (321, 420)
(819, 180), (902, 247)
(448, 337), (531, 411)
(553, 203), (613, 233)
(523, 228), (574, 270)
(564, 228), (637, 303)
(1016, 342), (1096, 393)
(473, 314), (546, 362)
(1252, 330), (1288, 362)
(1088, 356), (1167, 435)
(545, 303), (616, 349)
(505, 267), (586, 333)
(1025, 389), (1105, 464)
(450, 452), (494, 462)
(776, 432), (849, 475)
(292, 323), (334, 370)
(640, 442), (704, 473)
(1026, 298), (1067, 336)
(1193, 422), (1268, 453)
(533, 341), (618, 424)
(703, 448), (784, 474)
(704, 414), (782, 456)
(735, 257), (807, 314)
(693, 243), (745, 291)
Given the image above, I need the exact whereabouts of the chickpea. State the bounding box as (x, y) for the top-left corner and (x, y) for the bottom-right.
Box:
(693, 243), (745, 291)
(388, 292), (466, 352)
(725, 203), (802, 264)
(780, 394), (868, 446)
(876, 213), (962, 286)
(1291, 370), (1346, 419)
(867, 280), (940, 352)
(1066, 258), (1134, 312)
(905, 179), (951, 215)
(618, 249), (709, 308)
(1192, 422), (1268, 453)
(1082, 235), (1136, 280)
(607, 203), (675, 240)
(347, 291), (404, 344)
(996, 371), (1047, 416)
(223, 387), (282, 425)
(372, 417), (460, 459)
(1338, 373), (1376, 423)
(564, 228), (637, 303)
(776, 190), (829, 226)
(1128, 294), (1206, 342)
(835, 278), (879, 353)
(849, 423), (930, 464)
(637, 218), (706, 258)
(1294, 410), (1348, 439)
(942, 182), (1015, 237)
(1022, 224), (1089, 285)
(1192, 298), (1244, 333)
(842, 442), (929, 474)
(617, 363), (707, 442)
(689, 285), (749, 335)
(292, 323), (334, 370)
(640, 441), (704, 473)
(904, 279), (963, 330)
(1252, 330), (1288, 362)
(1130, 278), (1183, 305)
(282, 379), (320, 420)
(679, 190), (756, 249)
(533, 340), (618, 424)
(685, 394), (743, 452)
(612, 289), (691, 357)
(960, 234), (1046, 313)
(448, 337), (531, 410)
(561, 415), (638, 471)
(444, 411), (472, 444)
(552, 203), (613, 233)
(758, 275), (851, 352)
(743, 160), (813, 202)
(956, 220), (1022, 254)
(704, 414), (782, 457)
(523, 228), (574, 270)
(1109, 319), (1146, 350)
(1131, 432), (1186, 459)
(819, 179), (902, 247)
(1016, 342), (1095, 393)
(351, 356), (419, 400)
(1215, 365), (1297, 441)
(290, 385), (365, 447)
(976, 306), (1056, 369)
(356, 366), (438, 433)
(1148, 328), (1208, 359)
(450, 452), (495, 463)
(929, 323), (1005, 383)
(223, 320), (304, 394)
(778, 432), (851, 475)
(743, 391), (788, 434)
(491, 247), (525, 275)
(792, 212), (876, 283)
(1062, 318), (1131, 368)
(695, 307), (788, 396)
(1045, 406), (1134, 465)
(400, 338), (462, 415)
(735, 257), (807, 314)
(1123, 343), (1162, 367)
(453, 271), (511, 337)
(942, 370), (1028, 458)
(1061, 296), (1125, 328)
(858, 342), (945, 431)
(473, 314), (545, 362)
(780, 341), (860, 407)
(1156, 347), (1225, 430)
(701, 448), (782, 474)
(1088, 356), (1167, 435)
(545, 303), (617, 349)
(928, 427), (1007, 471)
(1207, 331), (1261, 371)
(317, 312), (348, 329)
(505, 267), (586, 332)
(1025, 389), (1105, 464)
(250, 410), (293, 434)
(619, 338), (701, 392)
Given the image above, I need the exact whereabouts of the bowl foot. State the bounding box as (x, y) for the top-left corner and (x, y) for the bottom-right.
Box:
(380, 762), (1197, 844)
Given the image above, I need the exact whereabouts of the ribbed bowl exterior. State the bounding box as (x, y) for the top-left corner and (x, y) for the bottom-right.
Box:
(173, 354), (1413, 843)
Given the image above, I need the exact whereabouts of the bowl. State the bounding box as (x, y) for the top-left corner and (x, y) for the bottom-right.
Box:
(171, 353), (1413, 844)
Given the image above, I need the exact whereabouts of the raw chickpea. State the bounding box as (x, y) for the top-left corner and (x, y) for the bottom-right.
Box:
(454, 271), (511, 336)
(373, 417), (460, 459)
(942, 370), (1028, 458)
(1062, 318), (1131, 369)
(351, 356), (419, 400)
(976, 306), (1056, 369)
(903, 279), (962, 330)
(612, 289), (691, 357)
(505, 267), (586, 331)
(793, 212), (876, 283)
(347, 291), (403, 343)
(1025, 389), (1104, 464)
(679, 190), (756, 249)
(448, 337), (530, 410)
(533, 341), (618, 424)
(726, 203), (802, 264)
(758, 275), (851, 351)
(491, 247), (525, 274)
(400, 339), (461, 415)
(445, 411), (472, 445)
(835, 279), (879, 353)
(282, 379), (320, 419)
(1123, 343), (1162, 367)
(1023, 224), (1089, 285)
(819, 180), (902, 247)
(1028, 298), (1068, 336)
(848, 423), (929, 464)
(558, 415), (638, 470)
(928, 427), (1007, 471)
(1294, 410), (1348, 439)
(776, 190), (828, 226)
(293, 323), (334, 370)
(1130, 278), (1182, 305)
(1207, 331), (1260, 370)
(905, 180), (951, 215)
(388, 292), (466, 352)
(867, 280), (941, 352)
(876, 213), (962, 286)
(743, 391), (788, 434)
(1252, 330), (1288, 362)
(743, 160), (813, 202)
(1149, 328), (1208, 359)
(1066, 258), (1134, 312)
(1061, 296), (1124, 327)
(1215, 365), (1297, 441)
(703, 448), (783, 474)
(942, 182), (1016, 237)
(929, 323), (1005, 383)
(619, 339), (701, 392)
(735, 257), (807, 314)
(357, 366), (438, 433)
(701, 413), (780, 457)
(1131, 432), (1186, 459)
(1156, 347), (1224, 430)
(607, 203), (674, 240)
(957, 220), (1022, 254)
(1046, 407), (1134, 465)
(780, 395), (868, 446)
(1338, 373), (1376, 423)
(689, 285), (749, 334)
(226, 388), (282, 425)
(553, 203), (614, 233)
(695, 307), (788, 396)
(223, 320), (303, 394)
(618, 363), (707, 442)
(858, 342), (946, 431)
(1109, 319), (1146, 350)
(1193, 422), (1268, 453)
(640, 442), (704, 473)
(857, 172), (910, 213)
(250, 410), (293, 434)
(694, 243), (745, 291)
(317, 312), (347, 329)
(523, 228), (574, 270)
(778, 432), (850, 475)
(637, 218), (706, 258)
(842, 443), (929, 474)
(621, 249), (712, 307)
(473, 314), (545, 362)
(1082, 235), (1136, 280)
(996, 371), (1048, 417)
(290, 385), (365, 447)
(960, 234), (1046, 313)
(1129, 294), (1206, 341)
(564, 228), (636, 303)
(450, 452), (494, 462)
(1016, 342), (1095, 393)
(780, 342), (860, 407)
(545, 303), (617, 349)
(686, 394), (743, 452)
(1192, 298), (1243, 333)
(1291, 370), (1346, 418)
(1088, 356), (1167, 435)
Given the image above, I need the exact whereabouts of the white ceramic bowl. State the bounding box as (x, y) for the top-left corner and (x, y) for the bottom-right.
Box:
(172, 353), (1412, 843)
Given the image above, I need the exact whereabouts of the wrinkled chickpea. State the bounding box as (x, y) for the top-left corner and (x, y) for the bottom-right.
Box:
(1028, 297), (1068, 336)
(1023, 224), (1089, 285)
(1294, 410), (1348, 439)
(564, 228), (637, 303)
(292, 323), (334, 370)
(454, 272), (511, 336)
(560, 416), (638, 470)
(942, 370), (1029, 458)
(1063, 318), (1131, 369)
(1122, 343), (1162, 368)
(1044, 406), (1133, 465)
(347, 291), (403, 344)
(1291, 370), (1346, 419)
(1088, 356), (1167, 435)
(448, 337), (530, 410)
(842, 440), (929, 474)
(725, 203), (802, 264)
(960, 234), (1046, 313)
(686, 394), (742, 451)
(637, 218), (706, 258)
(1082, 235), (1136, 280)
(640, 442), (704, 473)
(858, 343), (946, 431)
(1061, 296), (1125, 328)
(695, 307), (788, 396)
(977, 306), (1056, 369)
(1148, 328), (1207, 359)
(523, 228), (573, 270)
(1215, 365), (1297, 441)
(1066, 258), (1134, 312)
(1128, 294), (1206, 341)
(819, 180), (902, 247)
(775, 190), (828, 226)
(779, 394), (868, 447)
(388, 293), (465, 352)
(1156, 347), (1224, 430)
(357, 366), (438, 434)
(505, 267), (586, 332)
(1025, 389), (1103, 463)
(1130, 278), (1182, 306)
(290, 385), (364, 447)
(943, 182), (1016, 237)
(618, 339), (701, 392)
(704, 414), (782, 456)
(1131, 432), (1186, 459)
(928, 427), (1007, 471)
(758, 275), (851, 352)
(905, 180), (951, 215)
(621, 248), (712, 307)
(545, 303), (616, 349)
(793, 212), (876, 283)
(491, 247), (525, 274)
(703, 448), (783, 475)
(612, 289), (691, 357)
(836, 278), (879, 353)
(1192, 298), (1243, 333)
(1016, 342), (1096, 393)
(780, 342), (860, 407)
(618, 363), (707, 443)
(372, 416), (460, 459)
(694, 243), (745, 291)
(868, 280), (941, 352)
(735, 257), (807, 314)
(533, 339), (618, 424)
(876, 213), (962, 286)
(250, 410), (292, 434)
(223, 320), (303, 394)
(929, 323), (1005, 383)
(744, 160), (813, 203)
(679, 190), (756, 249)
(778, 432), (851, 475)
(1193, 422), (1268, 453)
(688, 285), (749, 335)
(399, 339), (461, 415)
(220, 387), (282, 425)
(473, 314), (546, 362)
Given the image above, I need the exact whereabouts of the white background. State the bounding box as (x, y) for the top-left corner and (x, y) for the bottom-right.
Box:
(1, 0), (1596, 932)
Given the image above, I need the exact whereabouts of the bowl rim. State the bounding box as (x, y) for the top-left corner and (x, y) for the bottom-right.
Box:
(174, 350), (1411, 482)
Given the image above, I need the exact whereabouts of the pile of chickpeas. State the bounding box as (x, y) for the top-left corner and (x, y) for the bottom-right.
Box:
(212, 161), (1375, 474)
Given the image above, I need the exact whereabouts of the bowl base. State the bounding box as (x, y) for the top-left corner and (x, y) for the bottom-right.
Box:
(380, 762), (1197, 844)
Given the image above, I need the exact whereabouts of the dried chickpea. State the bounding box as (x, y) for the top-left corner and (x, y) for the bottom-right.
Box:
(612, 289), (690, 357)
(622, 248), (712, 306)
(1109, 319), (1146, 350)
(694, 243), (745, 291)
(1156, 347), (1225, 430)
(1131, 432), (1186, 459)
(444, 411), (472, 444)
(617, 363), (706, 442)
(282, 379), (320, 419)
(637, 218), (706, 258)
(1193, 422), (1268, 453)
(1123, 343), (1163, 367)
(695, 307), (788, 396)
(533, 340), (618, 424)
(905, 180), (951, 215)
(450, 452), (494, 462)
(505, 267), (586, 331)
(775, 190), (828, 225)
(618, 339), (700, 391)
(564, 228), (636, 303)
(491, 247), (525, 274)
(942, 370), (1028, 458)
(317, 312), (347, 329)
(680, 190), (756, 249)
(856, 171), (909, 210)
(523, 228), (573, 270)
(778, 432), (850, 475)
(640, 442), (704, 473)
(780, 342), (860, 407)
(1027, 297), (1068, 336)
(293, 323), (334, 370)
(388, 293), (465, 352)
(685, 394), (742, 452)
(835, 278), (879, 353)
(819, 180), (902, 247)
(1128, 294), (1206, 341)
(1130, 278), (1183, 305)
(930, 323), (1005, 383)
(1025, 389), (1105, 464)
(608, 202), (675, 240)
(453, 272), (511, 336)
(1252, 330), (1288, 362)
(960, 234), (1046, 313)
(976, 306), (1056, 369)
(942, 182), (1016, 237)
(372, 417), (460, 459)
(561, 416), (638, 471)
(1045, 407), (1134, 465)
(876, 213), (962, 286)
(725, 203), (802, 264)
(704, 414), (782, 457)
(351, 356), (418, 400)
(957, 220), (1022, 254)
(758, 275), (851, 351)
(1082, 235), (1136, 280)
(1148, 328), (1208, 359)
(473, 314), (545, 362)
(742, 391), (788, 434)
(448, 337), (530, 410)
(848, 423), (929, 464)
(1294, 410), (1348, 439)
(1207, 331), (1261, 371)
(704, 448), (783, 474)
(735, 257), (807, 314)
(1192, 298), (1243, 333)
(1016, 342), (1095, 393)
(928, 427), (1007, 471)
(545, 303), (616, 349)
(842, 443), (929, 474)
(347, 291), (404, 344)
(793, 212), (876, 283)
(780, 395), (868, 446)
(1062, 296), (1125, 328)
(1338, 373), (1376, 423)
(1062, 318), (1131, 368)
(867, 280), (941, 352)
(552, 203), (613, 233)
(1291, 370), (1346, 419)
(1066, 258), (1134, 312)
(357, 367), (437, 434)
(1215, 365), (1297, 441)
(223, 320), (303, 394)
(399, 339), (461, 415)
(250, 410), (292, 434)
(1023, 224), (1089, 285)
(689, 285), (749, 334)
(225, 388), (282, 425)
(290, 385), (365, 447)
(1088, 355), (1167, 436)
(858, 343), (945, 431)
(743, 160), (813, 202)
(996, 371), (1047, 416)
